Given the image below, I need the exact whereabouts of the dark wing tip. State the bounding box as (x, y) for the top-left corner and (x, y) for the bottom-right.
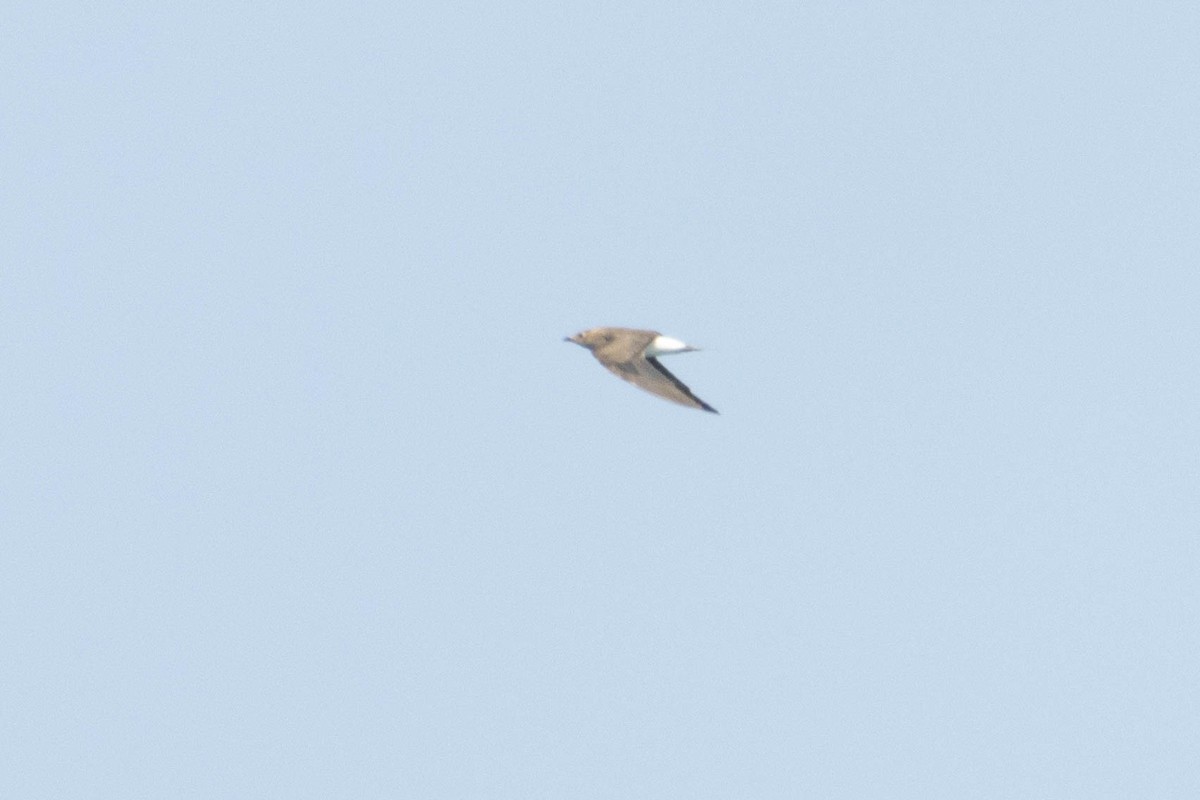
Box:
(646, 356), (719, 414)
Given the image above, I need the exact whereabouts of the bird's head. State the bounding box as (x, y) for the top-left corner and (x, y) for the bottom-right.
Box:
(563, 329), (612, 350)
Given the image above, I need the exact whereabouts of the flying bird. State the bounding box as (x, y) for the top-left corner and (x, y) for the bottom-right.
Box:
(565, 327), (718, 413)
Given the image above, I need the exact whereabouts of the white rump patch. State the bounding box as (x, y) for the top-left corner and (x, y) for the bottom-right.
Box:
(646, 335), (695, 356)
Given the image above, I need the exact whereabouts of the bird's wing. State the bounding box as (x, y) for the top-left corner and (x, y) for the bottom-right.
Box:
(600, 354), (718, 413)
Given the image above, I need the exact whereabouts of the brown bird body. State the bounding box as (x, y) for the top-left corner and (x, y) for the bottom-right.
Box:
(565, 327), (718, 413)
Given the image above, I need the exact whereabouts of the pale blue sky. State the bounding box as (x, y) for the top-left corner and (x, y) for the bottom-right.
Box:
(4, 2), (1199, 797)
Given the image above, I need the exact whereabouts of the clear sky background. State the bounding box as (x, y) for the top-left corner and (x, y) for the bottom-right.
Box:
(4, 2), (1198, 797)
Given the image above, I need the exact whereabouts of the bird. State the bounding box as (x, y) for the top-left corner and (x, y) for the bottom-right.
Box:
(564, 327), (718, 413)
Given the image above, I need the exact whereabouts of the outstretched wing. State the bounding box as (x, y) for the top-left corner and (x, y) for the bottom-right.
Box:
(600, 354), (718, 413)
